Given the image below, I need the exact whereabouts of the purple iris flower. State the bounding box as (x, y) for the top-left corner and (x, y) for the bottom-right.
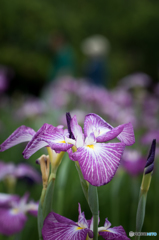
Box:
(0, 193), (38, 236)
(0, 161), (41, 183)
(42, 203), (130, 240)
(67, 113), (135, 186)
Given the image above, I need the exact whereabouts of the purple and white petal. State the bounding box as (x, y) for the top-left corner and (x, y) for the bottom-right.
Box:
(15, 164), (41, 183)
(27, 201), (39, 216)
(0, 126), (36, 152)
(84, 113), (113, 139)
(78, 203), (89, 229)
(42, 222), (89, 240)
(42, 212), (91, 240)
(84, 113), (125, 142)
(85, 133), (96, 146)
(23, 124), (72, 159)
(39, 129), (73, 153)
(67, 148), (76, 161)
(0, 193), (19, 207)
(70, 115), (84, 147)
(47, 212), (77, 225)
(117, 122), (135, 146)
(22, 123), (55, 159)
(99, 225), (130, 240)
(103, 218), (111, 229)
(84, 113), (135, 146)
(0, 208), (27, 236)
(71, 142), (125, 186)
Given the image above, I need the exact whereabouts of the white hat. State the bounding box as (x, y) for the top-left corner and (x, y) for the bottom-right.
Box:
(81, 34), (110, 56)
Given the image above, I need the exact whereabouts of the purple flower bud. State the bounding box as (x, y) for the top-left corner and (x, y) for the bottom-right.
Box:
(145, 139), (156, 174)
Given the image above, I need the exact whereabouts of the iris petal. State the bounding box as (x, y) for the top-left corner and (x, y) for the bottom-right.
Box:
(0, 208), (27, 236)
(0, 126), (36, 152)
(70, 115), (84, 147)
(42, 212), (90, 240)
(84, 113), (112, 139)
(0, 193), (19, 207)
(78, 203), (89, 229)
(117, 122), (135, 146)
(16, 164), (41, 183)
(23, 124), (72, 159)
(84, 113), (135, 145)
(71, 142), (125, 186)
(99, 225), (130, 240)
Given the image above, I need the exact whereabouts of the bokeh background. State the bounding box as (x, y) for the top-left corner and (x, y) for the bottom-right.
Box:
(0, 0), (159, 239)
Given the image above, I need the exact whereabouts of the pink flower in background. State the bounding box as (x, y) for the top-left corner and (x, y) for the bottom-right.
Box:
(15, 97), (47, 120)
(141, 130), (159, 144)
(0, 193), (38, 236)
(0, 161), (41, 183)
(119, 72), (151, 90)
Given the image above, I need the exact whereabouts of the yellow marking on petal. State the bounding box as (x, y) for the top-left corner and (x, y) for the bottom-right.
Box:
(76, 226), (83, 230)
(87, 144), (95, 149)
(59, 140), (66, 143)
(12, 208), (19, 214)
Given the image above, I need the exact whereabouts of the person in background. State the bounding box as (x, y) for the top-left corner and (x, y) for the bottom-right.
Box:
(48, 32), (76, 81)
(81, 35), (110, 87)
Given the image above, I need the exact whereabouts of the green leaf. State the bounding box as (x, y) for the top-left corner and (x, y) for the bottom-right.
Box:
(37, 200), (44, 240)
(88, 184), (99, 240)
(75, 163), (89, 202)
(88, 184), (99, 215)
(136, 193), (147, 233)
(42, 178), (55, 220)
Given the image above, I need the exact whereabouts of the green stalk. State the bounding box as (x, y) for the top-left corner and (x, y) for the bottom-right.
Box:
(135, 193), (147, 240)
(111, 170), (124, 226)
(88, 184), (99, 240)
(135, 172), (152, 240)
(75, 162), (89, 202)
(93, 214), (99, 240)
(43, 178), (55, 219)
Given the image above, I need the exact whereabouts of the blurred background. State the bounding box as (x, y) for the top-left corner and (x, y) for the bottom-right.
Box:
(0, 0), (159, 239)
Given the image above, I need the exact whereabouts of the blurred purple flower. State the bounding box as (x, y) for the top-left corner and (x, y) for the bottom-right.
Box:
(0, 193), (38, 236)
(42, 203), (130, 240)
(0, 161), (41, 183)
(121, 149), (146, 176)
(15, 97), (47, 120)
(119, 72), (151, 90)
(141, 130), (159, 144)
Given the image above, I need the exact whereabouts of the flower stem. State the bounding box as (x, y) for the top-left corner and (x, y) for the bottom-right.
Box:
(88, 185), (99, 240)
(93, 214), (98, 240)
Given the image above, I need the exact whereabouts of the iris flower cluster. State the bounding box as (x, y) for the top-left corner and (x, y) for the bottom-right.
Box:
(0, 113), (135, 239)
